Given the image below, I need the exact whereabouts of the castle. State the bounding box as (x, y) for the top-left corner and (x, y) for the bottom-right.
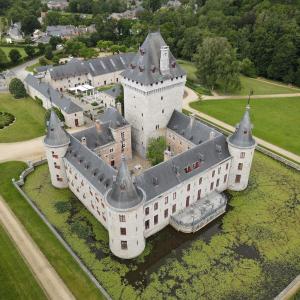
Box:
(44, 32), (256, 259)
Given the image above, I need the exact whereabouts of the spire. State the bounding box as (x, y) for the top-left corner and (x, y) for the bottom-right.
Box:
(228, 105), (255, 148)
(107, 155), (143, 209)
(44, 110), (70, 147)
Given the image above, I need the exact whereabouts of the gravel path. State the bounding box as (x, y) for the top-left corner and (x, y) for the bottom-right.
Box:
(0, 197), (75, 300)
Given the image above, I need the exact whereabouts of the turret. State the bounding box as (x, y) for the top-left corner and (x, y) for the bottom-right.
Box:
(44, 110), (70, 188)
(227, 105), (256, 191)
(106, 155), (145, 259)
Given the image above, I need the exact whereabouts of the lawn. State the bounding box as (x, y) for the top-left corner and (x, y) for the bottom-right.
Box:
(1, 46), (27, 60)
(25, 62), (41, 73)
(190, 97), (300, 156)
(0, 93), (46, 142)
(21, 152), (300, 299)
(0, 161), (104, 299)
(0, 224), (47, 300)
(177, 59), (300, 96)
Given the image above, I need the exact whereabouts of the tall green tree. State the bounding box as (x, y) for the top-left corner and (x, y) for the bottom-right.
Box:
(194, 37), (241, 92)
(9, 78), (26, 98)
(147, 137), (166, 166)
(9, 49), (21, 63)
(24, 45), (35, 58)
(0, 48), (8, 67)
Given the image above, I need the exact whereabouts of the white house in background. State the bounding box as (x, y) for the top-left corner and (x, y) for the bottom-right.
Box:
(44, 32), (256, 259)
(24, 74), (84, 128)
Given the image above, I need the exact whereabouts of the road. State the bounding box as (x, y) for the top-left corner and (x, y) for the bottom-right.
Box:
(10, 56), (41, 81)
(183, 86), (300, 164)
(0, 197), (75, 300)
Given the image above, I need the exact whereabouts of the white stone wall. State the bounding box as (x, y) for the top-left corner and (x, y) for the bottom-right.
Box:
(63, 111), (84, 128)
(45, 144), (69, 188)
(98, 92), (116, 108)
(227, 140), (256, 191)
(143, 158), (232, 238)
(106, 203), (145, 259)
(122, 75), (186, 156)
(90, 71), (122, 87)
(166, 128), (195, 155)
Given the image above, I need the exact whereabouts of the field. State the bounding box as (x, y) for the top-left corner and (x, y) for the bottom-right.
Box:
(0, 224), (46, 300)
(0, 161), (104, 299)
(21, 152), (300, 299)
(0, 93), (45, 142)
(177, 59), (300, 95)
(190, 97), (300, 156)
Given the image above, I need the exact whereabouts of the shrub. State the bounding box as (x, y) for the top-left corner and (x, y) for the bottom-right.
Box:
(9, 49), (21, 63)
(54, 201), (72, 214)
(70, 220), (92, 239)
(241, 58), (257, 78)
(39, 57), (48, 66)
(9, 78), (27, 98)
(146, 137), (167, 166)
(35, 96), (43, 106)
(91, 101), (98, 106)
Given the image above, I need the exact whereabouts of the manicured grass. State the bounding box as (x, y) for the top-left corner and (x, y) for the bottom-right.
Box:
(21, 152), (300, 299)
(25, 62), (41, 73)
(0, 46), (27, 60)
(0, 224), (46, 300)
(0, 161), (104, 300)
(0, 93), (46, 142)
(190, 97), (300, 156)
(227, 76), (300, 96)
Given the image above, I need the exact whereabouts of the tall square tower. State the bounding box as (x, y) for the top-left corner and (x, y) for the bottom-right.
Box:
(121, 32), (186, 157)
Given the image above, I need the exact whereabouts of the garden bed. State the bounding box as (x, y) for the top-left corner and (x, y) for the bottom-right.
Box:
(22, 152), (300, 299)
(0, 111), (15, 129)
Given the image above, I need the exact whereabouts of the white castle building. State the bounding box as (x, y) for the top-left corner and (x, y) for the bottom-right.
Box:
(44, 32), (256, 259)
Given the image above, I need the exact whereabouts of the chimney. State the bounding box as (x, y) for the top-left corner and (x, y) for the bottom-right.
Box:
(164, 149), (173, 161)
(209, 131), (215, 140)
(81, 136), (86, 145)
(95, 120), (102, 132)
(116, 102), (122, 115)
(160, 45), (170, 75)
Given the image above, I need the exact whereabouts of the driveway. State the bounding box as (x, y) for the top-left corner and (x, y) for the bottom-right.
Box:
(10, 56), (41, 81)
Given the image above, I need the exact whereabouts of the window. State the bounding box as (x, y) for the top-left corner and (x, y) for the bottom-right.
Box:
(235, 175), (241, 183)
(121, 132), (125, 140)
(119, 215), (126, 222)
(210, 182), (214, 191)
(120, 228), (126, 235)
(238, 163), (243, 170)
(184, 166), (192, 173)
(193, 161), (200, 169)
(212, 170), (215, 177)
(121, 241), (127, 250)
(187, 184), (190, 191)
(224, 174), (227, 183)
(162, 109), (164, 114)
(54, 162), (60, 169)
(161, 96), (163, 100)
(165, 197), (168, 204)
(145, 207), (149, 215)
(145, 220), (150, 230)
(218, 167), (221, 174)
(155, 124), (159, 130)
(186, 196), (190, 207)
(121, 141), (125, 149)
(240, 152), (245, 158)
(172, 204), (176, 213)
(173, 192), (176, 200)
(164, 209), (168, 218)
(109, 148), (114, 153)
(154, 202), (158, 210)
(154, 215), (158, 225)
(52, 151), (58, 159)
(197, 189), (201, 200)
(216, 179), (220, 187)
(199, 177), (202, 185)
(226, 163), (229, 170)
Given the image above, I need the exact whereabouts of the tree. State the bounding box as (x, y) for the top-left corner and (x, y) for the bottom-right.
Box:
(49, 36), (62, 50)
(0, 48), (8, 67)
(143, 0), (162, 12)
(240, 58), (256, 78)
(9, 78), (27, 98)
(44, 45), (53, 60)
(193, 37), (241, 92)
(21, 15), (40, 35)
(24, 45), (35, 58)
(146, 137), (166, 166)
(38, 43), (46, 55)
(45, 107), (65, 125)
(9, 49), (21, 63)
(65, 39), (86, 56)
(79, 47), (97, 59)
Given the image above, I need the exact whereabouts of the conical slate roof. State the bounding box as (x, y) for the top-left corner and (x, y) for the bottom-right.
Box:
(107, 155), (144, 209)
(228, 105), (255, 148)
(121, 31), (186, 85)
(44, 110), (70, 147)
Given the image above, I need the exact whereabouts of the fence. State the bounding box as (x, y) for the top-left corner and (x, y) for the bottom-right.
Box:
(13, 159), (112, 300)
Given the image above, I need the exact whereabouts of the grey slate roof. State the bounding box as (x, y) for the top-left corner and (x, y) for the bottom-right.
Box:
(136, 134), (231, 202)
(121, 31), (186, 85)
(102, 84), (122, 98)
(44, 110), (70, 146)
(228, 105), (256, 148)
(72, 124), (114, 150)
(65, 136), (117, 195)
(167, 110), (221, 145)
(98, 107), (128, 129)
(36, 65), (53, 73)
(48, 53), (135, 81)
(46, 25), (77, 37)
(24, 74), (83, 114)
(107, 155), (144, 209)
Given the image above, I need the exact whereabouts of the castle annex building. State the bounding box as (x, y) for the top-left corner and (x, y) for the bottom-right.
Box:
(44, 32), (256, 259)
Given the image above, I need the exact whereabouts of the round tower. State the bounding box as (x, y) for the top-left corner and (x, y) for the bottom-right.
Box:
(227, 105), (256, 191)
(105, 155), (145, 259)
(44, 110), (70, 189)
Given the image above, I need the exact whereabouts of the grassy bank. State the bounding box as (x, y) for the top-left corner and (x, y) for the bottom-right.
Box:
(0, 224), (47, 300)
(0, 161), (104, 299)
(21, 152), (300, 299)
(0, 94), (45, 142)
(190, 97), (300, 156)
